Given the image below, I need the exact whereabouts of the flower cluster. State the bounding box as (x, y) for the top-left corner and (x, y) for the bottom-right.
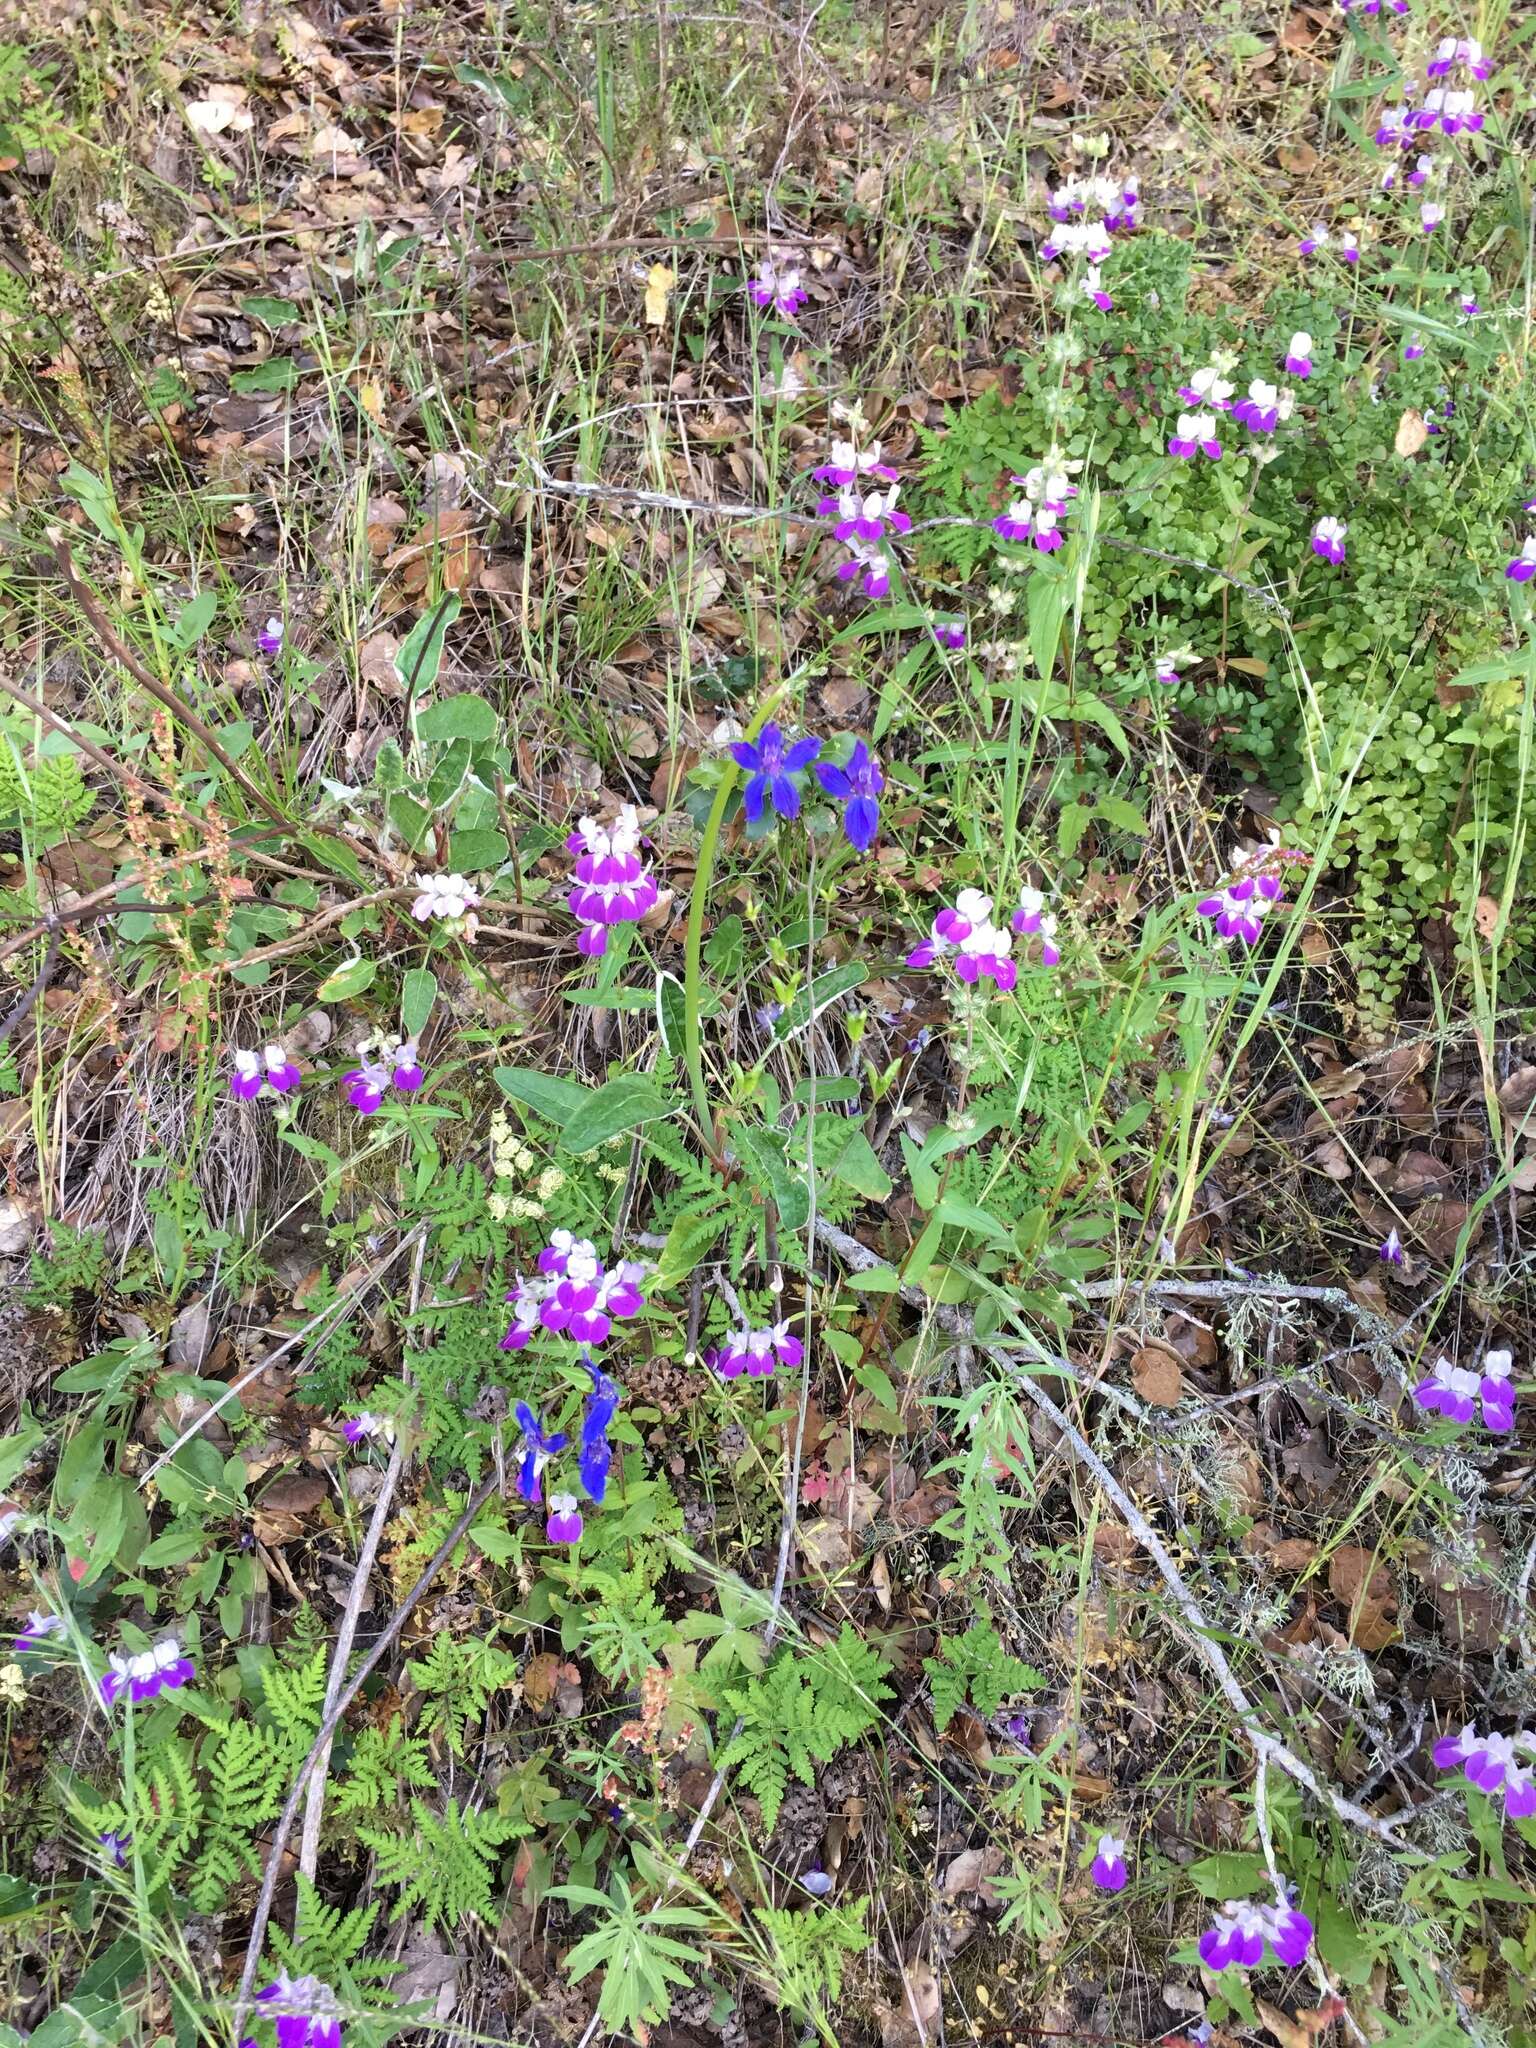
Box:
(256, 616), (284, 659)
(729, 725), (886, 853)
(993, 455), (1080, 553)
(100, 1636), (195, 1708)
(1041, 170), (1139, 312)
(710, 1321), (804, 1379)
(1434, 1725), (1536, 1819)
(1231, 378), (1295, 438)
(1198, 1895), (1314, 1972)
(242, 1971), (343, 2048)
(1298, 224), (1360, 263)
(747, 249), (808, 320)
(501, 1233), (647, 1352)
(340, 1411), (392, 1446)
(230, 1044), (302, 1102)
(566, 805), (659, 957)
(815, 425), (903, 597)
(1196, 873), (1285, 947)
(343, 1040), (424, 1114)
(906, 885), (1063, 992)
(1411, 1348), (1516, 1431)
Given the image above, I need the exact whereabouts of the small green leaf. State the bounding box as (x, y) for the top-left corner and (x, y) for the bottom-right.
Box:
(317, 955), (377, 1002)
(395, 596), (462, 700)
(828, 1128), (893, 1201)
(241, 295), (298, 325)
(174, 589), (218, 649)
(231, 358), (299, 395)
(447, 826), (508, 868)
(654, 1211), (725, 1286)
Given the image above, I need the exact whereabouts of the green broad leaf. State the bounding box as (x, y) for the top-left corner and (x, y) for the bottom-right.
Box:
(54, 1419), (107, 1507)
(1057, 800), (1092, 859)
(316, 955), (377, 1002)
(174, 589), (218, 649)
(401, 968), (437, 1039)
(933, 1197), (1014, 1248)
(447, 825), (508, 869)
(241, 295), (298, 325)
(843, 1265), (899, 1293)
(773, 962), (867, 1038)
(296, 832), (365, 885)
(136, 1525), (211, 1568)
(703, 914), (743, 978)
(654, 1210), (725, 1286)
(873, 636), (933, 744)
(655, 971), (687, 1056)
(455, 61), (527, 110)
(833, 603), (931, 639)
(560, 1073), (673, 1154)
(1186, 1852), (1270, 1900)
(395, 595), (462, 700)
(495, 1067), (593, 1123)
(0, 1874), (39, 1923)
(792, 1076), (862, 1106)
(728, 1119), (810, 1233)
(231, 358), (299, 395)
(0, 1415), (45, 1493)
(827, 1127), (893, 1201)
(566, 987), (661, 1011)
(1095, 794), (1148, 836)
(59, 463), (123, 545)
(216, 718), (255, 759)
(418, 693), (498, 744)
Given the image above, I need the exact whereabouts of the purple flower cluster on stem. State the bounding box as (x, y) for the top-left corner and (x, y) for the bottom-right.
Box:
(343, 1041), (424, 1114)
(1434, 1725), (1536, 1819)
(566, 805), (659, 956)
(993, 457), (1079, 551)
(243, 1972), (343, 2048)
(100, 1637), (195, 1708)
(501, 1234), (647, 1351)
(731, 724), (822, 824)
(14, 1610), (65, 1654)
(1090, 1832), (1127, 1892)
(230, 1044), (302, 1102)
(1412, 1349), (1516, 1430)
(1198, 1895), (1313, 1972)
(1196, 874), (1284, 946)
(710, 1321), (804, 1379)
(746, 249), (807, 320)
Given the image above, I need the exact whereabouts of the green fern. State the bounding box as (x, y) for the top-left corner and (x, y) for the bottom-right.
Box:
(359, 1797), (523, 1930)
(29, 752), (94, 837)
(260, 1646), (329, 1749)
(187, 1719), (287, 1909)
(405, 1634), (522, 1754)
(265, 1876), (397, 1987)
(924, 1620), (1043, 1732)
(334, 1716), (435, 1818)
(719, 1633), (891, 1834)
(755, 1897), (872, 2016)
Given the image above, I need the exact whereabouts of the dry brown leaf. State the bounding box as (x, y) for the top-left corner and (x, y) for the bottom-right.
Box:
(941, 1845), (1007, 1905)
(1394, 409), (1429, 457)
(1310, 1136), (1352, 1180)
(880, 1960), (942, 2048)
(1329, 1544), (1399, 1650)
(1131, 1344), (1184, 1406)
(1497, 1066), (1536, 1116)
(798, 1517), (854, 1574)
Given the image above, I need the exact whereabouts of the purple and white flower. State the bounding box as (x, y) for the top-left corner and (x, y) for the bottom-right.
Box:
(1081, 265), (1114, 312)
(230, 1044), (302, 1102)
(1459, 291), (1481, 317)
(931, 618), (967, 650)
(256, 617), (284, 659)
(812, 438), (899, 489)
(100, 1637), (195, 1708)
(545, 1491), (584, 1544)
(715, 1320), (805, 1379)
(1403, 334), (1427, 362)
(340, 1412), (391, 1446)
(252, 1971), (343, 2048)
(1283, 331), (1314, 378)
(1341, 231), (1360, 263)
(1414, 1349), (1516, 1430)
(993, 459), (1079, 551)
(410, 871), (481, 933)
(1311, 517), (1348, 565)
(567, 806), (658, 956)
(1433, 1723), (1536, 1799)
(1420, 202), (1445, 234)
(343, 1041), (424, 1113)
(1168, 411), (1222, 461)
(1380, 1228), (1404, 1265)
(906, 888), (1017, 993)
(1418, 87), (1483, 135)
(1010, 888), (1061, 967)
(1198, 1897), (1313, 1972)
(731, 724), (823, 825)
(1177, 363), (1236, 411)
(816, 741), (884, 852)
(1196, 875), (1284, 946)
(98, 1830), (131, 1868)
(1375, 106), (1413, 146)
(820, 484), (911, 543)
(1505, 538), (1536, 582)
(1090, 1832), (1127, 1892)
(501, 1239), (648, 1352)
(1407, 152), (1437, 188)
(14, 1610), (65, 1654)
(833, 537), (893, 599)
(1230, 379), (1294, 436)
(747, 252), (807, 320)
(1429, 36), (1491, 80)
(1299, 222), (1330, 256)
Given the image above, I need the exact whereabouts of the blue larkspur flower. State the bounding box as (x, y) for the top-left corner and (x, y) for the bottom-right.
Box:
(513, 1404), (568, 1505)
(730, 723), (822, 823)
(815, 741), (884, 852)
(579, 1363), (621, 1504)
